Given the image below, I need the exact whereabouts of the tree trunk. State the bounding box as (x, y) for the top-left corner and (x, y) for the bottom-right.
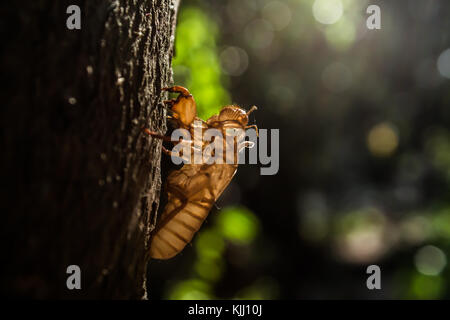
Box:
(1, 0), (179, 299)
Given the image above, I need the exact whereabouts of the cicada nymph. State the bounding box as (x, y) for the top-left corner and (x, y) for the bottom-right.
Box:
(144, 86), (257, 259)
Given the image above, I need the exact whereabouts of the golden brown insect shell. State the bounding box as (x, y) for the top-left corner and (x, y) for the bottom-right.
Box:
(148, 86), (257, 260)
(172, 94), (196, 128)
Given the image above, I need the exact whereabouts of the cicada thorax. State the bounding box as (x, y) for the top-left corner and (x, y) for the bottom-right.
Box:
(219, 105), (248, 120)
(179, 117), (246, 165)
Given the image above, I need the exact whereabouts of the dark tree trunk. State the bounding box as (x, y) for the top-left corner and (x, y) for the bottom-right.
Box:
(1, 0), (179, 299)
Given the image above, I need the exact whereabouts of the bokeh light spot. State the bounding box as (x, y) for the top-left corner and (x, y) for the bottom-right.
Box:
(195, 229), (225, 260)
(367, 122), (399, 157)
(334, 208), (391, 263)
(312, 0), (343, 25)
(217, 206), (260, 244)
(220, 46), (249, 76)
(262, 1), (292, 31)
(437, 48), (450, 79)
(414, 245), (447, 276)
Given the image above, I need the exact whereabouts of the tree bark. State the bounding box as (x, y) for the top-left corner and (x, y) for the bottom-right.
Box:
(1, 0), (179, 299)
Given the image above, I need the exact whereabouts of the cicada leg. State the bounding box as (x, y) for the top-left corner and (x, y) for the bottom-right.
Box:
(144, 129), (194, 146)
(245, 124), (259, 137)
(143, 129), (172, 142)
(144, 128), (197, 163)
(163, 99), (177, 107)
(162, 86), (192, 97)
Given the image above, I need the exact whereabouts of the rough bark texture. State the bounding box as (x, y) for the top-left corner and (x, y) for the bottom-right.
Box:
(0, 0), (179, 299)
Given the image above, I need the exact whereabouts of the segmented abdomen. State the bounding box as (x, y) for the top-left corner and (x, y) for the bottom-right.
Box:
(149, 195), (213, 259)
(149, 163), (237, 260)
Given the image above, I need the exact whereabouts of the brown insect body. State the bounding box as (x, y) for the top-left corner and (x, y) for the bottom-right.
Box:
(146, 86), (257, 259)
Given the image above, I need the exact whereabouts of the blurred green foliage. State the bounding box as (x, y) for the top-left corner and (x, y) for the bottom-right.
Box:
(165, 206), (262, 300)
(168, 278), (212, 300)
(409, 273), (445, 299)
(172, 6), (231, 119)
(216, 206), (260, 245)
(432, 208), (450, 240)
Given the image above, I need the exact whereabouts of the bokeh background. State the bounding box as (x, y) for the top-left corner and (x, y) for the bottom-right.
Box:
(148, 0), (450, 299)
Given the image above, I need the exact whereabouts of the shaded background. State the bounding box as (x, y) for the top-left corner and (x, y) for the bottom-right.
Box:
(148, 0), (450, 299)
